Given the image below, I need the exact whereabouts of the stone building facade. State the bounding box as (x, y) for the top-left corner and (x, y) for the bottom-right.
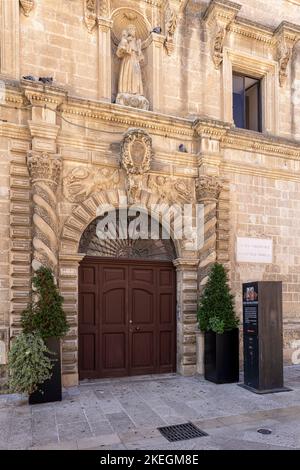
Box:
(1, 0), (300, 387)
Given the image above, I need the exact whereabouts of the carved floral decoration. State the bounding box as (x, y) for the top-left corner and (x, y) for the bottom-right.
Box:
(84, 0), (97, 33)
(195, 175), (222, 202)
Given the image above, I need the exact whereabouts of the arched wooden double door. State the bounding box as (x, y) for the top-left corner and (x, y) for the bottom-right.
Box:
(79, 257), (176, 379)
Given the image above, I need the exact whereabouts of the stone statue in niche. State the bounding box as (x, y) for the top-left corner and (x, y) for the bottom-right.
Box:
(116, 24), (149, 111)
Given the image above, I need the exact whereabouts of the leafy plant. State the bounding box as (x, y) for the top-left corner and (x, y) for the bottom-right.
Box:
(197, 262), (239, 334)
(8, 332), (53, 396)
(21, 267), (69, 339)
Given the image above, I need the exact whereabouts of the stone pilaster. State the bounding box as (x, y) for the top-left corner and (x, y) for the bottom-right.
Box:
(145, 32), (165, 112)
(97, 17), (113, 101)
(203, 0), (241, 69)
(196, 175), (222, 291)
(0, 0), (20, 78)
(173, 258), (198, 376)
(27, 152), (61, 274)
(21, 82), (66, 275)
(9, 140), (31, 337)
(59, 254), (85, 387)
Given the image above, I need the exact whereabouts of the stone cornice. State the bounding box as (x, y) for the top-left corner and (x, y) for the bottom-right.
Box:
(60, 97), (195, 138)
(203, 0), (241, 24)
(21, 80), (68, 109)
(222, 160), (300, 183)
(222, 129), (300, 160)
(228, 18), (275, 45)
(1, 83), (300, 162)
(193, 118), (231, 139)
(0, 81), (28, 107)
(0, 122), (30, 140)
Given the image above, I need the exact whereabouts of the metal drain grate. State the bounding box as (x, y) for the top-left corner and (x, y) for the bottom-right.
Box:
(158, 422), (208, 442)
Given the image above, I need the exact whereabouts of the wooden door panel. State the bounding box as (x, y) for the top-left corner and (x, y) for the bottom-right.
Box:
(80, 334), (96, 371)
(159, 331), (173, 367)
(159, 269), (173, 287)
(102, 333), (127, 375)
(102, 288), (126, 326)
(80, 265), (96, 285)
(131, 331), (154, 369)
(79, 258), (176, 379)
(131, 289), (154, 324)
(80, 292), (96, 325)
(159, 293), (173, 324)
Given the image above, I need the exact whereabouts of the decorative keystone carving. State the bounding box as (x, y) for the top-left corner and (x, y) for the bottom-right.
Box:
(63, 166), (120, 203)
(19, 0), (34, 16)
(84, 0), (97, 33)
(275, 22), (300, 87)
(121, 128), (153, 203)
(196, 175), (222, 202)
(27, 152), (61, 273)
(203, 0), (241, 69)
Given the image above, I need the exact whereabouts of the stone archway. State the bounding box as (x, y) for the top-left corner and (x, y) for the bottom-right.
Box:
(78, 209), (178, 379)
(59, 188), (200, 387)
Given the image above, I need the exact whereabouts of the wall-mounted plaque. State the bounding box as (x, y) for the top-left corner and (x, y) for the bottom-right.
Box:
(236, 237), (273, 263)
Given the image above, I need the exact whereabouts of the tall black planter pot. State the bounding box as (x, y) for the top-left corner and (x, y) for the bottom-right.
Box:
(204, 329), (239, 384)
(29, 337), (62, 405)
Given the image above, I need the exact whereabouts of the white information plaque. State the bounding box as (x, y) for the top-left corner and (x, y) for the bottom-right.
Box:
(236, 237), (273, 263)
(0, 340), (6, 365)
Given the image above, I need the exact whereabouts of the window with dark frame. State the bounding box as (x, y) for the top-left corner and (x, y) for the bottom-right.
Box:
(232, 73), (262, 132)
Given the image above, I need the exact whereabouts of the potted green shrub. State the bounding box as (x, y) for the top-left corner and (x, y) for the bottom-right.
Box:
(21, 267), (69, 404)
(8, 332), (53, 401)
(197, 262), (240, 384)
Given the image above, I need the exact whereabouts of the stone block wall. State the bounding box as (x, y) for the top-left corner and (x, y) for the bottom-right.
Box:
(227, 169), (300, 362)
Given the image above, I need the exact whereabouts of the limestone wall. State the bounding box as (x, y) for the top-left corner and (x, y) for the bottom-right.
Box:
(12, 1), (300, 139)
(226, 167), (300, 363)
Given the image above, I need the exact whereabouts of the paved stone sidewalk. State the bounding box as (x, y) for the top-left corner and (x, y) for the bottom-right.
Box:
(1, 366), (300, 450)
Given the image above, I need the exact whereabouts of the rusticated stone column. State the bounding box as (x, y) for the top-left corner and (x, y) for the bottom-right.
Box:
(27, 152), (61, 274)
(196, 175), (222, 291)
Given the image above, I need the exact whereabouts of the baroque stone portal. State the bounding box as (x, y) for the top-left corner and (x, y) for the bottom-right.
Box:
(116, 24), (149, 110)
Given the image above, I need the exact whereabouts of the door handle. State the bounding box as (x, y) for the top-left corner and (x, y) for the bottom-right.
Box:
(135, 326), (140, 331)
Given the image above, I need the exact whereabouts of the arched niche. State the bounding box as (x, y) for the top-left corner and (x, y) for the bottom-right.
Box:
(78, 209), (177, 261)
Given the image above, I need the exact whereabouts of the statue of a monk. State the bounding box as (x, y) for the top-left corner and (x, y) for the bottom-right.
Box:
(116, 25), (149, 110)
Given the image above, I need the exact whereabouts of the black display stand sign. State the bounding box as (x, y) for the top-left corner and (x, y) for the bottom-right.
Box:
(240, 281), (291, 394)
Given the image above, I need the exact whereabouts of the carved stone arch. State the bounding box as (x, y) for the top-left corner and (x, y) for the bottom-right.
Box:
(59, 188), (200, 388)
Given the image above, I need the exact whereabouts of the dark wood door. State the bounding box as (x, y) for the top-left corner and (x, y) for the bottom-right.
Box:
(79, 257), (176, 379)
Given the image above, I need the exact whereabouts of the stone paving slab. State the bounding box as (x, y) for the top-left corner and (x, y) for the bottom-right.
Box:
(0, 365), (299, 450)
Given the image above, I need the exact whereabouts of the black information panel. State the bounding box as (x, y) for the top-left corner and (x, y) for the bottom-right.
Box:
(243, 282), (259, 388)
